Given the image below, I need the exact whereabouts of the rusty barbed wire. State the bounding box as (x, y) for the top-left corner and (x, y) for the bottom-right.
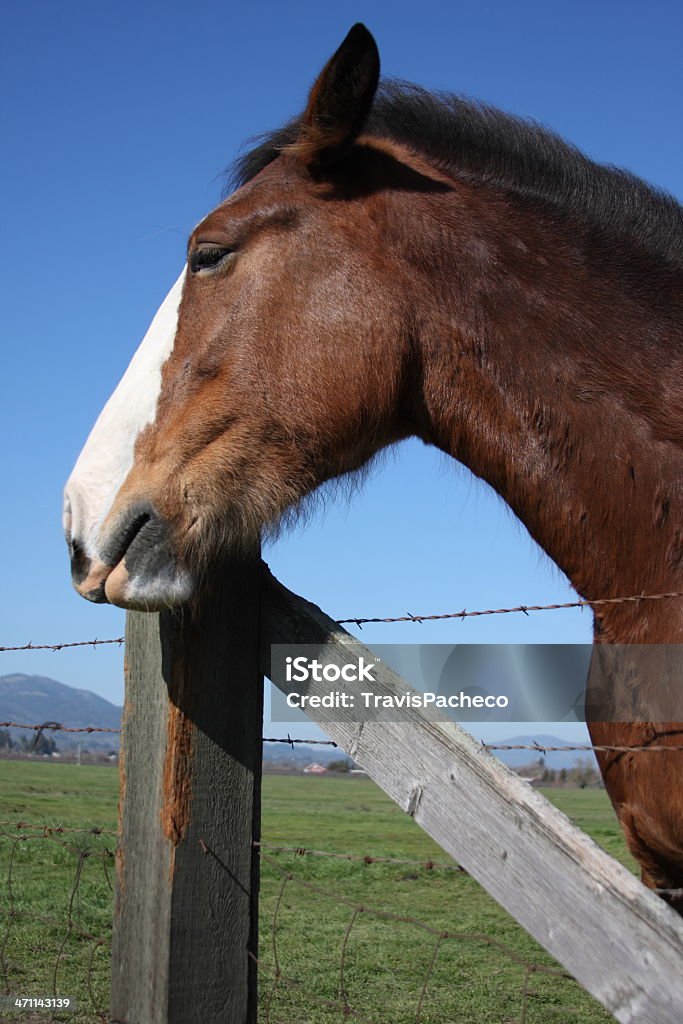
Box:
(482, 741), (683, 754)
(0, 721), (120, 734)
(5, 716), (683, 758)
(0, 821), (118, 838)
(3, 823), (460, 870)
(3, 587), (683, 654)
(254, 848), (575, 1024)
(0, 638), (125, 652)
(0, 722), (339, 748)
(3, 818), (682, 1024)
(337, 589), (683, 626)
(0, 826), (113, 1020)
(4, 586), (683, 1021)
(262, 734), (338, 747)
(252, 948), (377, 1024)
(8, 821), (683, 902)
(254, 841), (464, 872)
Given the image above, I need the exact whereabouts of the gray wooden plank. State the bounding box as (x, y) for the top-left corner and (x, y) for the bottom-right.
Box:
(260, 566), (683, 1024)
(111, 558), (263, 1024)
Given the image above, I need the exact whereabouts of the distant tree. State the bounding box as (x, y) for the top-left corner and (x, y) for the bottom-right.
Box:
(34, 733), (57, 756)
(0, 729), (12, 749)
(327, 759), (353, 772)
(14, 732), (57, 756)
(569, 757), (599, 789)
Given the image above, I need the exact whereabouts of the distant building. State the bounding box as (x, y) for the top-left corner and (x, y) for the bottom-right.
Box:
(303, 762), (328, 774)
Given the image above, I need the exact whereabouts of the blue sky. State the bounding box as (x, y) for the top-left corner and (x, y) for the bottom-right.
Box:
(1, 1), (681, 742)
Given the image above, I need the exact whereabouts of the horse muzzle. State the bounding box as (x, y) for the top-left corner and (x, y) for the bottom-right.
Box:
(66, 502), (194, 611)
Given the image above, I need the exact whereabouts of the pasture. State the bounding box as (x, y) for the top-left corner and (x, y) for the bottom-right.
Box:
(0, 760), (636, 1023)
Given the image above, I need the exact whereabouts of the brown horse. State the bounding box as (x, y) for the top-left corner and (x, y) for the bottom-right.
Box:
(64, 26), (683, 907)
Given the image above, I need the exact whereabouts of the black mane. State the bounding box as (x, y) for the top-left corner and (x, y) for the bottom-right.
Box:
(230, 80), (683, 267)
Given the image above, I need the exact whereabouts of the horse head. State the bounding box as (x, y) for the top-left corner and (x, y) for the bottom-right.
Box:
(64, 26), (423, 610)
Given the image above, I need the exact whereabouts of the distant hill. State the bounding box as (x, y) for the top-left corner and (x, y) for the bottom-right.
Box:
(0, 674), (122, 750)
(0, 675), (590, 767)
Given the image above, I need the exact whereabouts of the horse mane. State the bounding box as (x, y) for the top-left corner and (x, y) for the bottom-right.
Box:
(229, 79), (683, 268)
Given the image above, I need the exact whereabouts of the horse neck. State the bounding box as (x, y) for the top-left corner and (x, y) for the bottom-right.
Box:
(409, 180), (683, 642)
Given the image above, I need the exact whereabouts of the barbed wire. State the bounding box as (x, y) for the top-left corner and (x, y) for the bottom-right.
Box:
(0, 825), (113, 1021)
(3, 587), (683, 654)
(4, 719), (683, 757)
(5, 589), (683, 1021)
(482, 741), (683, 754)
(3, 820), (682, 1024)
(0, 821), (118, 838)
(0, 721), (120, 735)
(337, 589), (683, 627)
(256, 838), (683, 899)
(254, 841), (464, 872)
(251, 848), (578, 1024)
(0, 722), (339, 747)
(6, 818), (683, 898)
(3, 825), (460, 871)
(0, 822), (572, 1023)
(0, 638), (124, 652)
(262, 735), (338, 747)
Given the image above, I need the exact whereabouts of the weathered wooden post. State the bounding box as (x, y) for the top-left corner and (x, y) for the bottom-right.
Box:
(111, 557), (263, 1024)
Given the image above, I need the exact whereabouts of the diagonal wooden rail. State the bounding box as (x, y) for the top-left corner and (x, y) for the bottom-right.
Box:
(260, 565), (683, 1024)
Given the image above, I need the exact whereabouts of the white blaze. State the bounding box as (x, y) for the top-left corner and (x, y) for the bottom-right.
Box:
(64, 270), (186, 560)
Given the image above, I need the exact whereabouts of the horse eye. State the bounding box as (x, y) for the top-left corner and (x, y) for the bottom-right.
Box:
(189, 247), (234, 274)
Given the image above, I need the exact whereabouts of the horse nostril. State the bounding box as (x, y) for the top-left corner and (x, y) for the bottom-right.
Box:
(70, 537), (91, 585)
(101, 508), (153, 568)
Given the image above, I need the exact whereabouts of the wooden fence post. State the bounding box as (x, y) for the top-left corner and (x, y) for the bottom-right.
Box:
(111, 557), (263, 1024)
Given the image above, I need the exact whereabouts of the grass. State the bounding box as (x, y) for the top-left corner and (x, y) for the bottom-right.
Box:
(0, 762), (118, 1023)
(0, 761), (638, 1023)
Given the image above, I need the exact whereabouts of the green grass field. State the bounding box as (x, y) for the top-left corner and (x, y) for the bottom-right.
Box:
(0, 761), (638, 1023)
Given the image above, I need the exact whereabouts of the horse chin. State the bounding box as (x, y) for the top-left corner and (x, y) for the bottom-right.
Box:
(103, 558), (195, 612)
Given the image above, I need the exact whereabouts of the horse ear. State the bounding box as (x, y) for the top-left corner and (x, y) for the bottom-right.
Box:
(294, 23), (380, 166)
